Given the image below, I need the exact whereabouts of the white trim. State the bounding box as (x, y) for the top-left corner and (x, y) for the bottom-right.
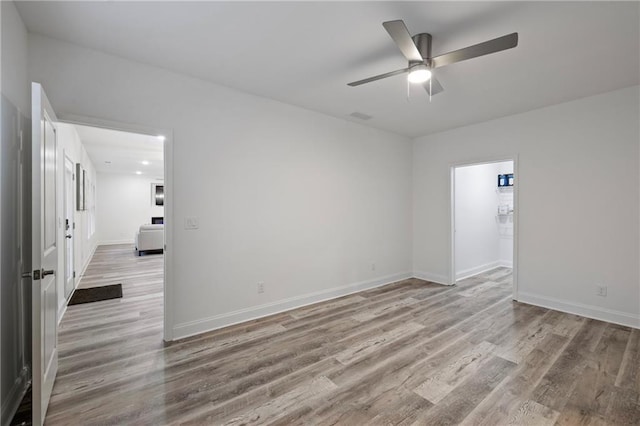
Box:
(163, 131), (174, 341)
(512, 156), (520, 300)
(98, 239), (134, 246)
(172, 272), (412, 340)
(455, 261), (501, 281)
(58, 303), (68, 325)
(517, 291), (640, 330)
(75, 242), (97, 287)
(498, 260), (513, 268)
(449, 166), (455, 285)
(1, 367), (30, 426)
(412, 270), (451, 286)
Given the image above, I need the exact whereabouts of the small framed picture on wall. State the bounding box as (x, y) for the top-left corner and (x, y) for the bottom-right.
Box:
(151, 183), (164, 206)
(76, 163), (85, 210)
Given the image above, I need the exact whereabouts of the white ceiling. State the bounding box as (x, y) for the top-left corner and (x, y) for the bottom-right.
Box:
(74, 124), (164, 177)
(17, 1), (640, 138)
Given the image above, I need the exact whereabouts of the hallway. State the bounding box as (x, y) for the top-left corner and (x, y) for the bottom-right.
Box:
(47, 244), (163, 423)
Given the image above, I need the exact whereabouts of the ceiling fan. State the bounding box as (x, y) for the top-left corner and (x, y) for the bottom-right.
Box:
(348, 20), (518, 96)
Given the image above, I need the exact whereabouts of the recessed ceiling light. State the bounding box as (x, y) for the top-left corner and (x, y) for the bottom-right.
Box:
(135, 171), (142, 175)
(141, 160), (150, 165)
(349, 112), (373, 120)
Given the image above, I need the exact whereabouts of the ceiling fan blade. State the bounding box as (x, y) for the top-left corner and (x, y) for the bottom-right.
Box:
(382, 20), (423, 62)
(423, 76), (444, 96)
(347, 68), (409, 87)
(431, 33), (518, 69)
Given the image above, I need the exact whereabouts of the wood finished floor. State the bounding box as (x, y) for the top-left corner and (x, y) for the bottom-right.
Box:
(47, 244), (640, 425)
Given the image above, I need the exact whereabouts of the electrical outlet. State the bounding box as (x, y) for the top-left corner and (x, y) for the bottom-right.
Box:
(257, 282), (265, 294)
(184, 217), (199, 230)
(595, 285), (607, 297)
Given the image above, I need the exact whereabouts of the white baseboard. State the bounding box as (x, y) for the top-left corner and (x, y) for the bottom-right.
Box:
(412, 270), (450, 285)
(76, 243), (98, 288)
(499, 260), (513, 268)
(61, 243), (98, 323)
(98, 239), (134, 246)
(517, 291), (639, 330)
(1, 367), (29, 426)
(59, 302), (69, 325)
(172, 271), (412, 340)
(456, 261), (501, 281)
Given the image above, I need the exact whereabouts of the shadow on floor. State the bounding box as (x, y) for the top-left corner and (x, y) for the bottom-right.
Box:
(10, 385), (31, 426)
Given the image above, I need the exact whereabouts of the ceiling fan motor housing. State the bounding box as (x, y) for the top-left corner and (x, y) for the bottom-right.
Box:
(411, 33), (433, 67)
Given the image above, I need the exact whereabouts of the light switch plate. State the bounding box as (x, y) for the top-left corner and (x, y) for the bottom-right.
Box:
(595, 284), (607, 297)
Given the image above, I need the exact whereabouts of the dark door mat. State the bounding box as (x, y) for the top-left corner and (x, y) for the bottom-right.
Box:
(69, 284), (123, 305)
(10, 384), (31, 426)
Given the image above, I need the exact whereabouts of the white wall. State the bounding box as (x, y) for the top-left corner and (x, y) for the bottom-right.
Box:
(55, 123), (98, 316)
(1, 1), (31, 423)
(1, 1), (28, 114)
(414, 86), (640, 328)
(28, 34), (414, 339)
(454, 161), (513, 280)
(96, 173), (164, 245)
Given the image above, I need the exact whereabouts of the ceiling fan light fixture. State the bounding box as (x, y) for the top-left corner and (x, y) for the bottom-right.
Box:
(407, 64), (431, 83)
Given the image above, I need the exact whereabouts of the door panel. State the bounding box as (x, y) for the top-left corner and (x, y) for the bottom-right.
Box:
(64, 157), (74, 298)
(32, 82), (59, 426)
(43, 115), (57, 254)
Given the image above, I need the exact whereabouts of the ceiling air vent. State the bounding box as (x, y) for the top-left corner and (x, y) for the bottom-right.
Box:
(349, 112), (373, 120)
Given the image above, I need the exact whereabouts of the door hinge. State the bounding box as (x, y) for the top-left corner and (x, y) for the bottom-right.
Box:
(73, 271), (76, 278)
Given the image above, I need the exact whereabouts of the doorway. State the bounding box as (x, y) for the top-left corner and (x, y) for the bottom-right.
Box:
(450, 159), (518, 297)
(58, 118), (173, 336)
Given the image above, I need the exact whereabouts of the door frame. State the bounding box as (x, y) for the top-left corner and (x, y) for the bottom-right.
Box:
(62, 154), (75, 301)
(56, 113), (175, 341)
(449, 156), (519, 300)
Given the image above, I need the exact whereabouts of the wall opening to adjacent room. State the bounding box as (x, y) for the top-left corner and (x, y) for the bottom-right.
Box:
(450, 159), (517, 296)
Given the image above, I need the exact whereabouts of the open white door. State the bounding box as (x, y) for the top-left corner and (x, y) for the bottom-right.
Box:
(31, 82), (59, 426)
